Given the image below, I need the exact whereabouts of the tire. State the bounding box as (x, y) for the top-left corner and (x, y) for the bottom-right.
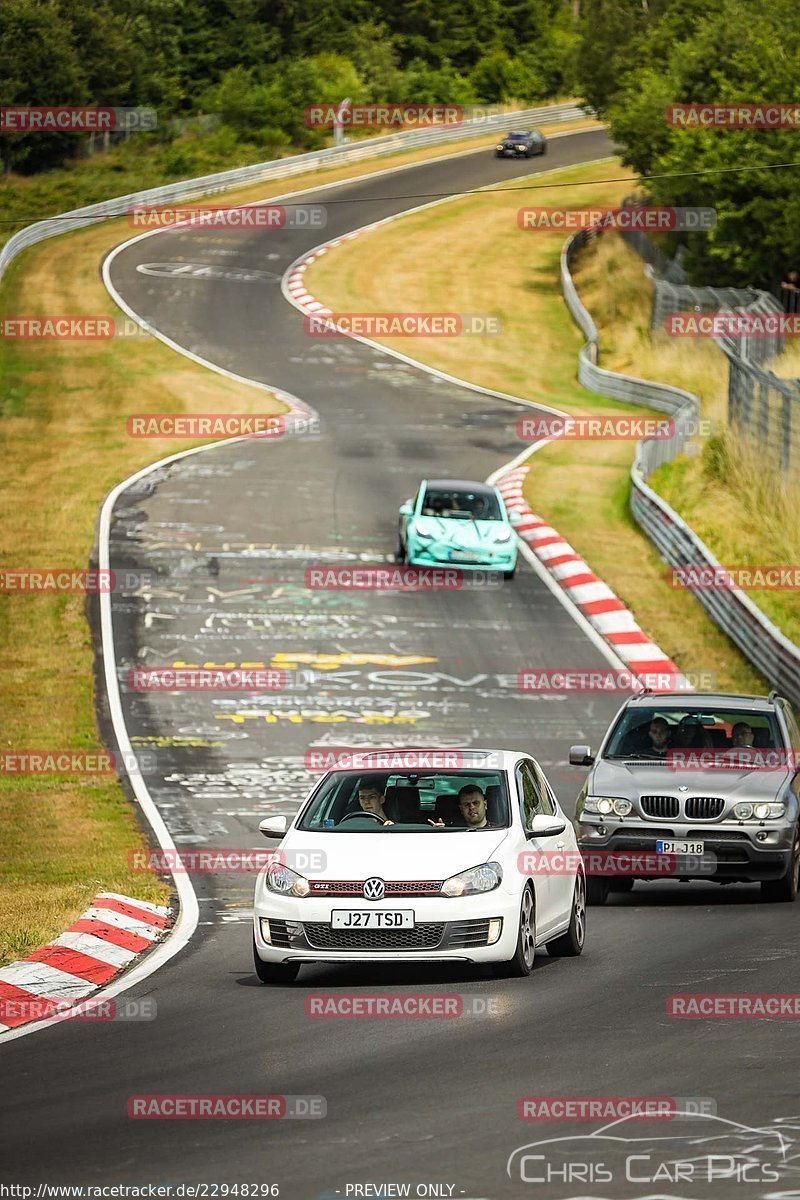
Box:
(503, 567), (516, 580)
(761, 823), (800, 902)
(610, 877), (634, 894)
(546, 872), (586, 957)
(586, 876), (610, 906)
(540, 143), (547, 155)
(496, 886), (536, 977)
(253, 938), (300, 984)
(396, 533), (407, 564)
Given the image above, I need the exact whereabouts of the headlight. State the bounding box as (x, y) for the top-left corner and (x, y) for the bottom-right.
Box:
(441, 862), (502, 897)
(264, 863), (310, 897)
(584, 796), (631, 816)
(496, 144), (505, 150)
(734, 801), (785, 821)
(494, 529), (512, 543)
(414, 522), (435, 540)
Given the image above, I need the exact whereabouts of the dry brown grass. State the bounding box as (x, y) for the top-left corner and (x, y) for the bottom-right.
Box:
(576, 233), (800, 650)
(0, 220), (288, 963)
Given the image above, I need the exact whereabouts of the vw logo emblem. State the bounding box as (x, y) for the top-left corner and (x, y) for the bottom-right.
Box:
(363, 877), (385, 901)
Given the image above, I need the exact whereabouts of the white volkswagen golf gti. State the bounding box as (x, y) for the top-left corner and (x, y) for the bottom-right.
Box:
(252, 749), (586, 982)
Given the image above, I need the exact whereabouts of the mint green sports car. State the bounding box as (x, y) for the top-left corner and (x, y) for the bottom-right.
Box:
(397, 478), (520, 579)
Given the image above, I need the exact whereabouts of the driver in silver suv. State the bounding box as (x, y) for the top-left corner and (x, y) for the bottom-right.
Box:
(570, 691), (800, 906)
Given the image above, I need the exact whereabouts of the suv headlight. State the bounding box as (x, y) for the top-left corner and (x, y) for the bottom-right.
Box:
(734, 801), (785, 821)
(264, 863), (310, 897)
(441, 862), (502, 897)
(584, 796), (632, 817)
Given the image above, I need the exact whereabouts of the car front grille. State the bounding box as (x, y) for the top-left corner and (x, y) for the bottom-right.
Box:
(302, 923), (445, 951)
(640, 795), (680, 819)
(308, 880), (443, 897)
(685, 796), (725, 820)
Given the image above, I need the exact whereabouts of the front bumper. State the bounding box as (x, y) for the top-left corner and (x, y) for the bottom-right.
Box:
(253, 892), (520, 964)
(577, 818), (794, 882)
(407, 538), (517, 572)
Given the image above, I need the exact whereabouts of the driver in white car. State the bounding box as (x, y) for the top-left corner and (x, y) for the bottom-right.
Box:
(356, 783), (394, 826)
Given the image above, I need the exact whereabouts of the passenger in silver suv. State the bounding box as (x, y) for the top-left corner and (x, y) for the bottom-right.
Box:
(570, 691), (800, 905)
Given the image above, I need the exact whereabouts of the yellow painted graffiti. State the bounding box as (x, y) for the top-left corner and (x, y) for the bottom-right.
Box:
(171, 654), (438, 672)
(270, 652), (438, 671)
(216, 712), (424, 725)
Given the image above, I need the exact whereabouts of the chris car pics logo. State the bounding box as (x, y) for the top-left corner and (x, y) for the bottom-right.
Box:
(507, 1112), (789, 1188)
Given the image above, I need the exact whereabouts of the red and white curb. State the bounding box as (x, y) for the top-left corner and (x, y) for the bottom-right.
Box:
(285, 229), (370, 316)
(0, 893), (171, 1033)
(496, 464), (690, 689)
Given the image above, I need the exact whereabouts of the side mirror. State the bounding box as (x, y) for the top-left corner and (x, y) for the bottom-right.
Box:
(399, 501), (413, 516)
(509, 510), (522, 527)
(259, 815), (288, 838)
(569, 744), (594, 767)
(527, 813), (567, 838)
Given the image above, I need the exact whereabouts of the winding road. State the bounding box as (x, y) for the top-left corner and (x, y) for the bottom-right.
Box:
(3, 127), (799, 1200)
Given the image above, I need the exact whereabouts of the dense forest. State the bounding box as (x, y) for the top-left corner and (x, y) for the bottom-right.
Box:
(1, 0), (798, 284)
(0, 0), (581, 171)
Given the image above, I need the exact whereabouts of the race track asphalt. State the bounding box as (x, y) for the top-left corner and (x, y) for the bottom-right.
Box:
(3, 128), (799, 1199)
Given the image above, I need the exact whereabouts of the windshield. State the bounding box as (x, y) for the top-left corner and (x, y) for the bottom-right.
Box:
(506, 132), (529, 140)
(421, 489), (503, 520)
(297, 770), (511, 832)
(604, 706), (783, 758)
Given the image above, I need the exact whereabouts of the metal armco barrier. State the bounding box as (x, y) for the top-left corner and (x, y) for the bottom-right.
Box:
(0, 102), (587, 285)
(561, 227), (800, 706)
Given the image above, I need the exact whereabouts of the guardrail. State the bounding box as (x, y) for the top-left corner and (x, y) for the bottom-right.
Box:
(561, 226), (800, 705)
(0, 101), (587, 287)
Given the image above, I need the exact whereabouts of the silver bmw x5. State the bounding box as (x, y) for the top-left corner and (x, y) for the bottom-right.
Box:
(570, 691), (800, 905)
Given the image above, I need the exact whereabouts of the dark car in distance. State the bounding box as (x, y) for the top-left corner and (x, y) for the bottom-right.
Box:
(495, 129), (547, 158)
